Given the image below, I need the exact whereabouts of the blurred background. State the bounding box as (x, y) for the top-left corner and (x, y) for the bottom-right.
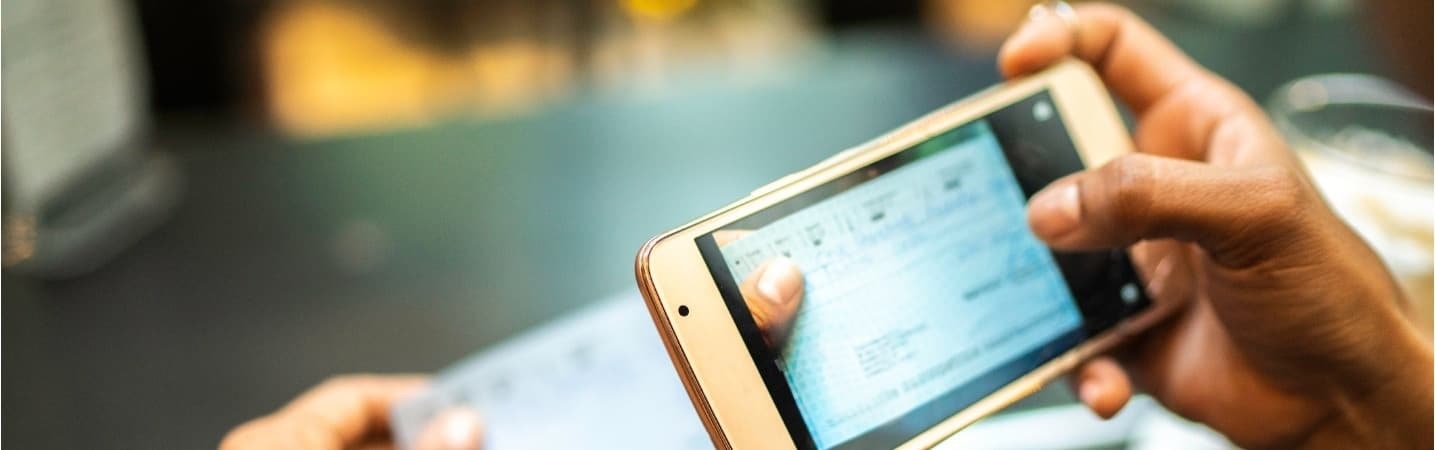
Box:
(3, 0), (1430, 448)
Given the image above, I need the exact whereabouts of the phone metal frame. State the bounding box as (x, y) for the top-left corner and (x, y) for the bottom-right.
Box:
(635, 60), (1175, 449)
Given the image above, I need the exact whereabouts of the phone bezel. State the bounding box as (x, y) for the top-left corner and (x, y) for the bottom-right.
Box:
(635, 60), (1176, 449)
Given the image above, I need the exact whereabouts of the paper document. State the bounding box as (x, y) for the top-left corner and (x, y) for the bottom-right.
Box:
(391, 292), (709, 450)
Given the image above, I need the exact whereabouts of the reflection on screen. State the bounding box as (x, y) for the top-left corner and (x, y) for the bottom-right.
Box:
(715, 120), (1082, 449)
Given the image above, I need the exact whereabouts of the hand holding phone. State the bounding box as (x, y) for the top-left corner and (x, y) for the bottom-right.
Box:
(1003, 4), (1432, 450)
(637, 58), (1163, 449)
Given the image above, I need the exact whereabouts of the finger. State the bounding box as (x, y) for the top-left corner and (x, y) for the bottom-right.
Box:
(999, 4), (1289, 166)
(1068, 356), (1132, 419)
(277, 375), (428, 448)
(999, 3), (1203, 114)
(713, 229), (752, 247)
(1027, 153), (1316, 268)
(220, 416), (286, 450)
(739, 257), (804, 350)
(1129, 240), (1197, 311)
(413, 406), (485, 450)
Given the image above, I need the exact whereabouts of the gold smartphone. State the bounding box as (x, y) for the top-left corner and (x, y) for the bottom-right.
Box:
(635, 60), (1173, 449)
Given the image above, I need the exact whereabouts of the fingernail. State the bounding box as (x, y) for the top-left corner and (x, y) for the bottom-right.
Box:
(1028, 3), (1052, 21)
(1029, 182), (1081, 238)
(441, 409), (483, 450)
(1078, 382), (1102, 406)
(757, 258), (802, 306)
(1011, 4), (1052, 40)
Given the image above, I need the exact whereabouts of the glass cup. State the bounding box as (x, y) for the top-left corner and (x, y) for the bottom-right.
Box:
(1269, 74), (1434, 336)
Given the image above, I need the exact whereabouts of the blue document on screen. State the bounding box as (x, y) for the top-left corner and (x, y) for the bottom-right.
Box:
(716, 122), (1083, 448)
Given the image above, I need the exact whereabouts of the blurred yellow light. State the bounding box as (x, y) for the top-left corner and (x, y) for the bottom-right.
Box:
(621, 0), (697, 22)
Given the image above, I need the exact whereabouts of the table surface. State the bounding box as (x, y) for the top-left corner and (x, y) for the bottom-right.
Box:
(3, 12), (1388, 450)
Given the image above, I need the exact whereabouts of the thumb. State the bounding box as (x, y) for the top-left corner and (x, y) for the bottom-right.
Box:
(414, 406), (484, 450)
(1026, 153), (1312, 268)
(1069, 356), (1132, 419)
(740, 257), (804, 350)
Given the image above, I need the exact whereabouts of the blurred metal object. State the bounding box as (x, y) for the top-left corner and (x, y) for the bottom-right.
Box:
(1269, 74), (1434, 336)
(2, 0), (180, 278)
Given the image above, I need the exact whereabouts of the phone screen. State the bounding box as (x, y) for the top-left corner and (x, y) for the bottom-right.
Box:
(694, 90), (1149, 449)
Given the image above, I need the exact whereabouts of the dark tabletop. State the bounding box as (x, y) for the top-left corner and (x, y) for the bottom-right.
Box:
(4, 11), (1389, 449)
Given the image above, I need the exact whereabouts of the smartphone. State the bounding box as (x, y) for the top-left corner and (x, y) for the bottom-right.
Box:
(634, 60), (1172, 450)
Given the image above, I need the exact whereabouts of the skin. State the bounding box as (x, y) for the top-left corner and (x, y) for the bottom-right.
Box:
(1003, 4), (1432, 449)
(219, 375), (484, 450)
(224, 5), (1431, 448)
(715, 229), (806, 349)
(219, 259), (796, 450)
(740, 4), (1433, 449)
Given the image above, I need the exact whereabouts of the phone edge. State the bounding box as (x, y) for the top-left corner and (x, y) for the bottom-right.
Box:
(635, 234), (734, 449)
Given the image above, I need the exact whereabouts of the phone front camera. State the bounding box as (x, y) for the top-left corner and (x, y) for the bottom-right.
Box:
(1033, 100), (1054, 122)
